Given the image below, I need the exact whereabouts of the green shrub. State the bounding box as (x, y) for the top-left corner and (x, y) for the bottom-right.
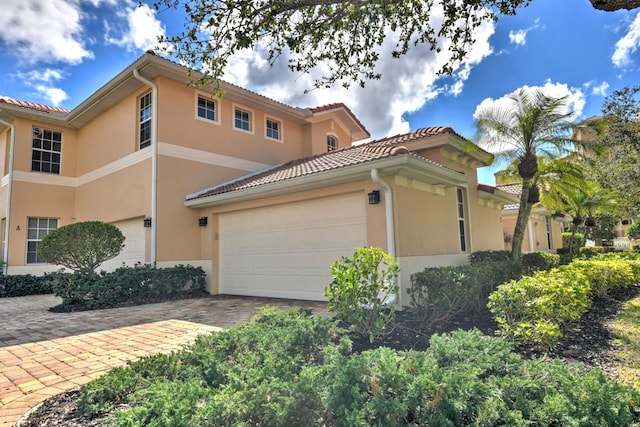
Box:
(408, 261), (522, 328)
(469, 250), (511, 264)
(80, 307), (342, 426)
(51, 264), (206, 310)
(0, 273), (54, 297)
(488, 268), (591, 348)
(77, 310), (640, 426)
(325, 247), (399, 342)
(521, 252), (559, 275)
(489, 258), (640, 348)
(626, 221), (640, 240)
(37, 221), (125, 273)
(562, 231), (584, 250)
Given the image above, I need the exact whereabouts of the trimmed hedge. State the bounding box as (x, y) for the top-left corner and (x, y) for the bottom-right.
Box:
(489, 257), (640, 348)
(0, 274), (54, 297)
(77, 309), (640, 426)
(468, 250), (511, 264)
(50, 264), (206, 310)
(408, 261), (523, 327)
(521, 251), (559, 275)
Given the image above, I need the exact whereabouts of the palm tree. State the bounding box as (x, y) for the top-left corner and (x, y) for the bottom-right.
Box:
(561, 181), (620, 253)
(475, 89), (576, 260)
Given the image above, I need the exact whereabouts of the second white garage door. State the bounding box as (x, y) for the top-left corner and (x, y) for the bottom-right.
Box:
(219, 193), (367, 300)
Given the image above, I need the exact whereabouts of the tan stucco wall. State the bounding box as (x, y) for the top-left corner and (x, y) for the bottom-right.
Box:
(6, 181), (75, 266)
(502, 211), (563, 253)
(394, 184), (461, 256)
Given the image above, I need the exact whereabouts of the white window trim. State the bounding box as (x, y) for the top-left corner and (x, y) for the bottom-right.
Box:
(26, 217), (58, 264)
(195, 92), (221, 126)
(456, 187), (467, 253)
(139, 91), (152, 149)
(265, 116), (283, 142)
(31, 126), (63, 175)
(232, 103), (255, 135)
(327, 133), (338, 152)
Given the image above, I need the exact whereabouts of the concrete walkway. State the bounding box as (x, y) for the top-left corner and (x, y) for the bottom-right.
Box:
(0, 294), (328, 426)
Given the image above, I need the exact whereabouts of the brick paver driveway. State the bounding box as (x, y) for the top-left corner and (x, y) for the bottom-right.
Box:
(0, 294), (328, 426)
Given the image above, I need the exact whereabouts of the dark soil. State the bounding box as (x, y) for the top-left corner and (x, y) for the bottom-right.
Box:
(19, 285), (640, 427)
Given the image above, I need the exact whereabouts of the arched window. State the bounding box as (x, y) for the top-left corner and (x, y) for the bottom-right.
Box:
(327, 135), (337, 152)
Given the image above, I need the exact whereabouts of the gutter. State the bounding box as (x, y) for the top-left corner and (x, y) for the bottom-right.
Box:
(133, 70), (158, 264)
(0, 116), (15, 274)
(370, 168), (399, 307)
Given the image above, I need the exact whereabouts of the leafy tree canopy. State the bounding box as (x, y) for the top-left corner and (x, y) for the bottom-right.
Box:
(583, 86), (640, 216)
(153, 0), (640, 90)
(37, 221), (125, 274)
(154, 0), (531, 90)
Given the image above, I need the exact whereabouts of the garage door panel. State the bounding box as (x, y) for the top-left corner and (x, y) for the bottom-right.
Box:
(219, 193), (367, 300)
(99, 218), (146, 272)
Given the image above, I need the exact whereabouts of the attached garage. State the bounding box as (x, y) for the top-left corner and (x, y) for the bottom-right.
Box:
(100, 218), (146, 271)
(218, 193), (367, 300)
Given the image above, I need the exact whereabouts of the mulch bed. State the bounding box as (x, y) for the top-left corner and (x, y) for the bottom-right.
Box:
(18, 285), (640, 426)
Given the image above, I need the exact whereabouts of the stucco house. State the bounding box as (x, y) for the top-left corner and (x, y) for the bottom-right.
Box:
(0, 51), (515, 306)
(496, 183), (564, 253)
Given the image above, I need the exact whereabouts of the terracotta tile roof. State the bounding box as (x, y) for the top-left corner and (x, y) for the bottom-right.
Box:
(187, 128), (454, 201)
(309, 103), (369, 136)
(496, 183), (522, 196)
(0, 97), (69, 114)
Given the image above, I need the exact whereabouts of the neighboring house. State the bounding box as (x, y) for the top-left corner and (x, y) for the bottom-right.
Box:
(496, 183), (564, 253)
(0, 51), (514, 306)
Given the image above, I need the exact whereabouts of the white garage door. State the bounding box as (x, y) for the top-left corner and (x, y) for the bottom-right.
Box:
(99, 218), (146, 271)
(219, 193), (367, 300)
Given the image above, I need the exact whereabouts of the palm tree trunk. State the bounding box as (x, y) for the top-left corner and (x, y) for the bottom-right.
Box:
(510, 179), (534, 261)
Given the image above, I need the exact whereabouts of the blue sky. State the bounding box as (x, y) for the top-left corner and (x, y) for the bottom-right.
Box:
(1, 0), (639, 184)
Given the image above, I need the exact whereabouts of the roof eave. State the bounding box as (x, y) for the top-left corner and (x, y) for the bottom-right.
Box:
(185, 154), (465, 209)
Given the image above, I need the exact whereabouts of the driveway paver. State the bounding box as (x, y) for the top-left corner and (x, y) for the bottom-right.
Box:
(0, 294), (328, 426)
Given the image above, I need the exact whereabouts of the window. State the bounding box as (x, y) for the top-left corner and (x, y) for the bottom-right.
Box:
(266, 118), (281, 140)
(26, 217), (58, 264)
(234, 107), (252, 131)
(31, 127), (61, 174)
(545, 216), (552, 249)
(139, 92), (152, 149)
(456, 188), (467, 252)
(197, 96), (217, 121)
(327, 135), (337, 152)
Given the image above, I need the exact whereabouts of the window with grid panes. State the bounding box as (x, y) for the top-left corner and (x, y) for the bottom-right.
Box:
(26, 217), (58, 264)
(456, 188), (467, 252)
(31, 127), (61, 174)
(139, 92), (152, 149)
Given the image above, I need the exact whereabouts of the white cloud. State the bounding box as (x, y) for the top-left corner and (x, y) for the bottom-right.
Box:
(509, 29), (529, 46)
(0, 0), (93, 65)
(15, 68), (68, 106)
(105, 2), (166, 52)
(473, 80), (586, 152)
(223, 4), (495, 139)
(612, 11), (640, 67)
(18, 69), (64, 83)
(591, 81), (610, 97)
(34, 86), (69, 106)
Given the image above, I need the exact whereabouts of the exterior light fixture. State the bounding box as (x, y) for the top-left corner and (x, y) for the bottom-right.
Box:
(143, 217), (152, 227)
(368, 190), (380, 205)
(198, 217), (208, 227)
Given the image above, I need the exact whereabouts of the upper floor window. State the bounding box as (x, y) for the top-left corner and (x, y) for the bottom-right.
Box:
(456, 188), (467, 252)
(197, 96), (217, 122)
(327, 135), (337, 152)
(32, 127), (61, 174)
(26, 217), (58, 264)
(234, 107), (252, 132)
(266, 118), (281, 141)
(139, 92), (152, 149)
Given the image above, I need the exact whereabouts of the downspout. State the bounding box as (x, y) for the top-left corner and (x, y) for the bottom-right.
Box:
(370, 168), (399, 306)
(133, 70), (158, 265)
(0, 116), (15, 274)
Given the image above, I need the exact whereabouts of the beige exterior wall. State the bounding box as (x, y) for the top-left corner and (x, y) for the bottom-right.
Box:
(502, 211), (563, 253)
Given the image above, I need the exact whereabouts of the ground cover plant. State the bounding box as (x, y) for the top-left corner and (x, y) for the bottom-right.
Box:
(19, 251), (640, 426)
(29, 307), (640, 426)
